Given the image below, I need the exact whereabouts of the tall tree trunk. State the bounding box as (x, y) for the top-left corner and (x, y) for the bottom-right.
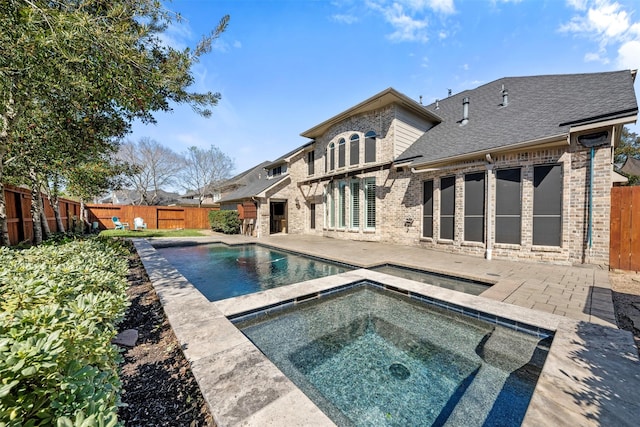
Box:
(80, 198), (88, 234)
(40, 194), (51, 239)
(47, 179), (65, 233)
(51, 198), (64, 233)
(29, 179), (43, 245)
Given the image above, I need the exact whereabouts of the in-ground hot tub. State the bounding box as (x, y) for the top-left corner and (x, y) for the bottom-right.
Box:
(233, 282), (552, 427)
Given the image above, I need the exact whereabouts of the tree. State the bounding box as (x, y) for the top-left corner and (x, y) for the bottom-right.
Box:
(180, 145), (235, 207)
(615, 127), (640, 186)
(0, 1), (229, 245)
(117, 138), (184, 205)
(66, 156), (133, 231)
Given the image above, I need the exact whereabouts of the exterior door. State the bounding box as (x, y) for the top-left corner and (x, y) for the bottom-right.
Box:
(270, 201), (287, 234)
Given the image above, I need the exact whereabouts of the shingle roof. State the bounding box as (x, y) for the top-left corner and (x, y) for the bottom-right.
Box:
(265, 141), (315, 168)
(217, 162), (288, 203)
(396, 70), (638, 166)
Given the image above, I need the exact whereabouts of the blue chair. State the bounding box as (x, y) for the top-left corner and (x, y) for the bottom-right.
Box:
(112, 216), (129, 230)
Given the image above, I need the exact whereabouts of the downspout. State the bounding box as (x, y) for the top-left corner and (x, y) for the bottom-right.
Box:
(587, 147), (594, 254)
(485, 154), (495, 260)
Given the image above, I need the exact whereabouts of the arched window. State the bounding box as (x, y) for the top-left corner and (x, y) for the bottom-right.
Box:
(349, 134), (359, 166)
(329, 142), (335, 171)
(365, 131), (376, 163)
(338, 138), (345, 168)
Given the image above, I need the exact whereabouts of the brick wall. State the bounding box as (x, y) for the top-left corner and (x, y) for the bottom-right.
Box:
(263, 103), (615, 266)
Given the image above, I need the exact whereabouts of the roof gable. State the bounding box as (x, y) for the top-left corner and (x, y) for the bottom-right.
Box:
(301, 87), (442, 139)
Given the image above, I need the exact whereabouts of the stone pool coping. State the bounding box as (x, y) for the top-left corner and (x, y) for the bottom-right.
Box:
(133, 239), (640, 427)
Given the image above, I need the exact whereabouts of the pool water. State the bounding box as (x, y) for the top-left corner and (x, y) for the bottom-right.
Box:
(155, 243), (352, 301)
(235, 285), (551, 427)
(370, 264), (490, 295)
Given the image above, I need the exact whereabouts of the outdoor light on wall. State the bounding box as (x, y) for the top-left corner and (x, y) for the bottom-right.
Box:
(295, 198), (300, 209)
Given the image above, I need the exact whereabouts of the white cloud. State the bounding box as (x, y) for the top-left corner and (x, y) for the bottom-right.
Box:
(384, 3), (430, 42)
(332, 14), (360, 24)
(462, 63), (469, 70)
(425, 0), (455, 14)
(561, 0), (640, 68)
(585, 51), (603, 61)
(617, 40), (640, 69)
(584, 51), (610, 63)
(233, 40), (242, 49)
(365, 0), (455, 43)
(566, 0), (588, 10)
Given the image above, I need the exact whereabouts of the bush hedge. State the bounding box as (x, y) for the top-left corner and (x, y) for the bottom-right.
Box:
(208, 210), (241, 234)
(0, 238), (130, 426)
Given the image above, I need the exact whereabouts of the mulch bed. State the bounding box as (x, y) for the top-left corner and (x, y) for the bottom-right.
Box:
(117, 245), (215, 426)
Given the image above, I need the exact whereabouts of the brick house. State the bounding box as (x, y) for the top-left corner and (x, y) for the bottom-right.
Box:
(250, 70), (639, 265)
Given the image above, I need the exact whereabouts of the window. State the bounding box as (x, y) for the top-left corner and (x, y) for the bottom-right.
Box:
(350, 180), (360, 228)
(495, 168), (521, 244)
(364, 178), (376, 229)
(310, 203), (316, 229)
(365, 131), (376, 163)
(350, 134), (360, 166)
(533, 164), (562, 246)
(464, 172), (485, 242)
(327, 182), (335, 228)
(422, 180), (433, 238)
(271, 166), (282, 177)
(307, 150), (315, 175)
(338, 139), (345, 168)
(338, 181), (347, 228)
(440, 176), (455, 240)
(329, 143), (335, 171)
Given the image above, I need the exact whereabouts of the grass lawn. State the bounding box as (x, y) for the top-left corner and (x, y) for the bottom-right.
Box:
(100, 228), (207, 238)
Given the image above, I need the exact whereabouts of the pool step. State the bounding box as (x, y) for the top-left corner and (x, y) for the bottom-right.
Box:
(476, 327), (549, 372)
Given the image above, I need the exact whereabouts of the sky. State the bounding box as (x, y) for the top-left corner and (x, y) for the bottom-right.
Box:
(130, 0), (640, 177)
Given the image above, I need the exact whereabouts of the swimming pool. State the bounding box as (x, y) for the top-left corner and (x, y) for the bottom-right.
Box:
(370, 264), (490, 295)
(155, 243), (353, 301)
(234, 283), (551, 427)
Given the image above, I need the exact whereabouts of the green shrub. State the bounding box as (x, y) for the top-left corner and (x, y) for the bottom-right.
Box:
(208, 210), (241, 234)
(0, 238), (129, 426)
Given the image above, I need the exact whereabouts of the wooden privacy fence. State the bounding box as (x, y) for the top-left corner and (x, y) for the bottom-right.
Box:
(610, 186), (640, 271)
(86, 204), (217, 230)
(4, 184), (81, 245)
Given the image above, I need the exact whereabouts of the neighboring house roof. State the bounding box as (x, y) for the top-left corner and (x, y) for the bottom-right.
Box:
(217, 162), (288, 203)
(396, 70), (638, 167)
(99, 189), (182, 205)
(180, 162), (273, 200)
(621, 157), (640, 176)
(221, 161), (272, 188)
(300, 87), (443, 139)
